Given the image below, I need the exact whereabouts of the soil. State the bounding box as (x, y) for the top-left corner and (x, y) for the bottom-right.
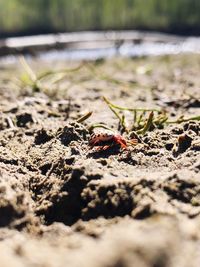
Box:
(0, 54), (200, 267)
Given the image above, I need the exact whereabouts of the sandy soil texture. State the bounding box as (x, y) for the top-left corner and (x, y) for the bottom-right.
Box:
(0, 54), (200, 267)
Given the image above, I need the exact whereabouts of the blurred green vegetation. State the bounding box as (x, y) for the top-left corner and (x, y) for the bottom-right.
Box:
(0, 0), (200, 37)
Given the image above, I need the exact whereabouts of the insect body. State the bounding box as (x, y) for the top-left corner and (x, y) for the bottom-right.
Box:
(89, 132), (137, 150)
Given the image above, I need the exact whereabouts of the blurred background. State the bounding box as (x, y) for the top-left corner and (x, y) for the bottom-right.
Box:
(0, 0), (200, 37)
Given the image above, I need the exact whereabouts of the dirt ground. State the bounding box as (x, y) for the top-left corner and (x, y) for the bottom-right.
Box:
(0, 54), (200, 267)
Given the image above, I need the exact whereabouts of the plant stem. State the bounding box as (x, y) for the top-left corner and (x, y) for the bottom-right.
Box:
(103, 96), (160, 112)
(103, 97), (129, 132)
(167, 115), (200, 124)
(137, 111), (154, 135)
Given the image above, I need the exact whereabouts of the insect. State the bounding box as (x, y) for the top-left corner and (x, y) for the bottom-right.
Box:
(89, 132), (138, 150)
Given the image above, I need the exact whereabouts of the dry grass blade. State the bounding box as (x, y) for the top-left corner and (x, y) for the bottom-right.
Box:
(76, 111), (93, 123)
(19, 56), (37, 82)
(19, 56), (42, 92)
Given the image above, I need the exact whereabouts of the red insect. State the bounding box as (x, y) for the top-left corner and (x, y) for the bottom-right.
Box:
(89, 132), (138, 150)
